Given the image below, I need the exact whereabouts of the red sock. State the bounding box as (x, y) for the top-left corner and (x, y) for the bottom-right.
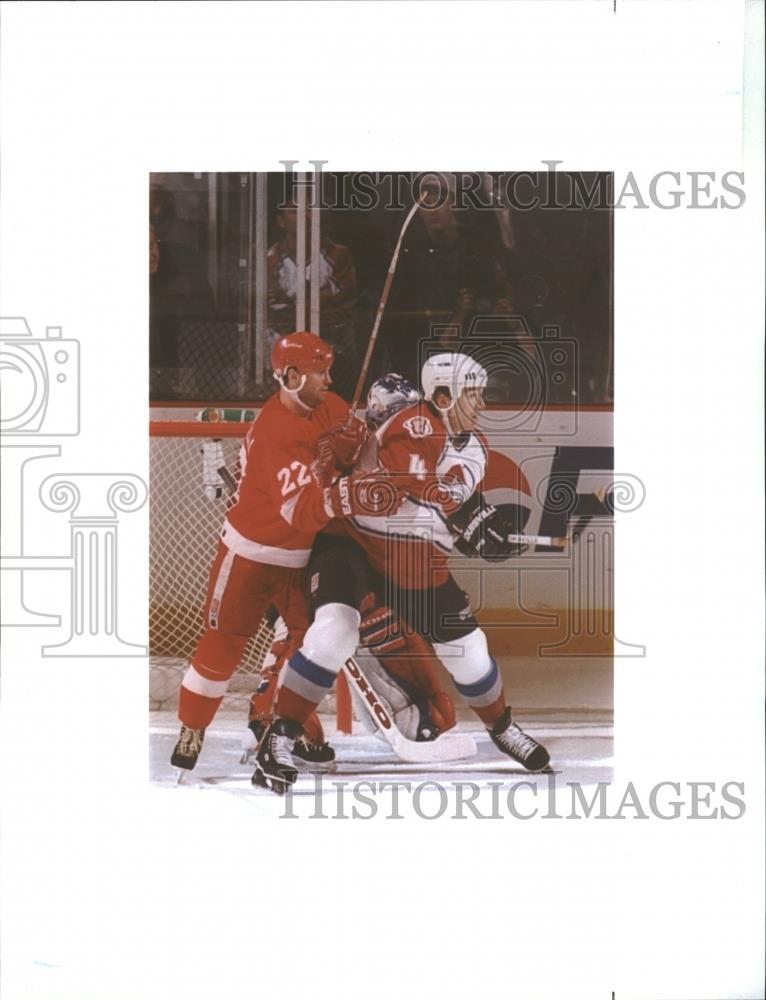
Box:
(274, 685), (320, 728)
(178, 686), (224, 730)
(178, 630), (249, 729)
(303, 712), (326, 744)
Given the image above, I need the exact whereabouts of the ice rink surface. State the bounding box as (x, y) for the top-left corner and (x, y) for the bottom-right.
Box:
(150, 651), (613, 812)
(150, 708), (613, 810)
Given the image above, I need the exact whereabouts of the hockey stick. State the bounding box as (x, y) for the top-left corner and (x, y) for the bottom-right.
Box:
(503, 491), (614, 550)
(506, 532), (568, 547)
(341, 656), (477, 763)
(347, 199), (422, 416)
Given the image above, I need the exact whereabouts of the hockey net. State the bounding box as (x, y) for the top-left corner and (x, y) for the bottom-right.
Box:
(149, 419), (273, 710)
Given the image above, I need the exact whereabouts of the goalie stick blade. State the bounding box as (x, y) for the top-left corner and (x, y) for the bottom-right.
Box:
(342, 658), (477, 764)
(384, 729), (477, 764)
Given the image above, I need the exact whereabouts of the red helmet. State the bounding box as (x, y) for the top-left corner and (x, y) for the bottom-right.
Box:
(271, 332), (334, 380)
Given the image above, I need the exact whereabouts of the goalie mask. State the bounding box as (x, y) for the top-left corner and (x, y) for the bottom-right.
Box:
(420, 353), (488, 411)
(365, 373), (421, 427)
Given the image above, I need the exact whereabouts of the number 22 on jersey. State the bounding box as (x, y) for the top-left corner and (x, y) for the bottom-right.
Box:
(277, 461), (312, 496)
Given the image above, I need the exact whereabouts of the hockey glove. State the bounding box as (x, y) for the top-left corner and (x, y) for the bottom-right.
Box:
(324, 417), (368, 470)
(323, 469), (403, 520)
(361, 629), (458, 741)
(447, 493), (529, 561)
(201, 440), (226, 500)
(314, 417), (368, 485)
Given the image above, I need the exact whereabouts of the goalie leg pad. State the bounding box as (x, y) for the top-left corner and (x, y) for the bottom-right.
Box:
(349, 655), (439, 739)
(359, 638), (457, 742)
(378, 629), (441, 696)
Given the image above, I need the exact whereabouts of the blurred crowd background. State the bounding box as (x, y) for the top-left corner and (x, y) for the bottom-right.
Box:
(150, 171), (613, 406)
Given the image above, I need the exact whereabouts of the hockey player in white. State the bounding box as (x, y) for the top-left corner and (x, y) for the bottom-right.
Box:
(254, 355), (550, 794)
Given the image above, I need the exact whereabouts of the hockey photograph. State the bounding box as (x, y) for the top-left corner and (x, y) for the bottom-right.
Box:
(1, 4), (762, 1000)
(148, 169), (616, 801)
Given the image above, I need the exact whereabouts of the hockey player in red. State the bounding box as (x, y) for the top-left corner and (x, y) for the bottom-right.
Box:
(170, 331), (399, 770)
(252, 359), (549, 793)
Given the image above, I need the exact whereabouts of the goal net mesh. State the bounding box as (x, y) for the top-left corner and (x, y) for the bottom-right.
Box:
(149, 422), (273, 710)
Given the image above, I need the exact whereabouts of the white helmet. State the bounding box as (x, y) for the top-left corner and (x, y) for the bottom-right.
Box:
(420, 353), (488, 409)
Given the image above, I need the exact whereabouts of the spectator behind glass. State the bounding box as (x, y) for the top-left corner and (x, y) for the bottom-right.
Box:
(266, 204), (358, 398)
(379, 178), (494, 382)
(267, 203), (357, 318)
(150, 178), (204, 250)
(149, 223), (214, 395)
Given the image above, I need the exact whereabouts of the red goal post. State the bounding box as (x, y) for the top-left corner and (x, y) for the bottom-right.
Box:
(149, 417), (352, 730)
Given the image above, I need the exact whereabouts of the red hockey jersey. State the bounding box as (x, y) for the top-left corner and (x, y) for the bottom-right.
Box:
(224, 390), (349, 567)
(339, 402), (489, 589)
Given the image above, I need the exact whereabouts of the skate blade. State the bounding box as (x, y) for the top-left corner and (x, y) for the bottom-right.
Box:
(294, 758), (337, 774)
(516, 751), (552, 773)
(251, 768), (293, 796)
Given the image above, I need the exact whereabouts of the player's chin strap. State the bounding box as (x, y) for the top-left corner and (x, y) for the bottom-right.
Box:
(274, 371), (312, 414)
(433, 398), (466, 440)
(427, 399), (457, 444)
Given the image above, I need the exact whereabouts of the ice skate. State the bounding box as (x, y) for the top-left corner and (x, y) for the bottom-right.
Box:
(170, 725), (205, 771)
(251, 718), (303, 794)
(488, 707), (549, 771)
(292, 733), (336, 768)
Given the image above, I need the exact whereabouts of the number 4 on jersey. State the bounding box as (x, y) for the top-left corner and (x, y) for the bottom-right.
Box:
(408, 454), (427, 480)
